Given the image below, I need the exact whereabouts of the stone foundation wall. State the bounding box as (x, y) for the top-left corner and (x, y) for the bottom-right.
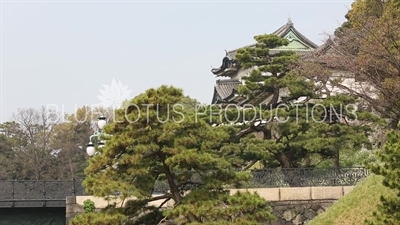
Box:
(270, 199), (335, 225)
(65, 196), (83, 225)
(66, 186), (353, 225)
(65, 195), (166, 224)
(66, 198), (334, 225)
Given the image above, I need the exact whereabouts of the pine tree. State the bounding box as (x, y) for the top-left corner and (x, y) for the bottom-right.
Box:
(367, 125), (400, 225)
(235, 34), (314, 108)
(73, 85), (275, 225)
(217, 34), (380, 170)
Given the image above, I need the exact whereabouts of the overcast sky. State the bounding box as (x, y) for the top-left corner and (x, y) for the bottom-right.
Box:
(0, 0), (353, 123)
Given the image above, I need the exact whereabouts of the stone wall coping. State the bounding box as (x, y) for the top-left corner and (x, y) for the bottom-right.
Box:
(67, 186), (355, 210)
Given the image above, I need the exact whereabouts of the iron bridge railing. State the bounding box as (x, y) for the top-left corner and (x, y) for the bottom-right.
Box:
(0, 167), (368, 203)
(154, 167), (369, 192)
(248, 167), (368, 188)
(0, 178), (86, 207)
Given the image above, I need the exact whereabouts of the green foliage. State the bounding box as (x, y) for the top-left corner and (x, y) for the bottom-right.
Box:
(217, 94), (380, 169)
(218, 32), (381, 169)
(123, 199), (164, 225)
(178, 95), (201, 112)
(69, 212), (127, 225)
(316, 150), (376, 169)
(235, 34), (311, 104)
(164, 190), (275, 225)
(0, 121), (26, 179)
(83, 199), (96, 213)
(82, 85), (274, 224)
(366, 129), (400, 224)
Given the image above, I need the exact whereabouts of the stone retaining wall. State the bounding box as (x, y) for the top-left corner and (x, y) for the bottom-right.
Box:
(66, 186), (354, 225)
(270, 200), (335, 225)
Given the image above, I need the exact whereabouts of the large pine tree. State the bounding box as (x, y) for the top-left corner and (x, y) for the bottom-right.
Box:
(72, 85), (275, 225)
(216, 34), (380, 170)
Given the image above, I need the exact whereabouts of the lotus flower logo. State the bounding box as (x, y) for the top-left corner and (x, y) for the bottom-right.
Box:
(97, 78), (133, 109)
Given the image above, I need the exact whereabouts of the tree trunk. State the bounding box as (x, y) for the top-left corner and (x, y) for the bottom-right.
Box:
(163, 163), (181, 204)
(276, 153), (302, 187)
(333, 147), (340, 171)
(69, 157), (75, 180)
(159, 153), (182, 205)
(160, 154), (201, 223)
(267, 88), (280, 108)
(305, 155), (311, 167)
(275, 153), (291, 168)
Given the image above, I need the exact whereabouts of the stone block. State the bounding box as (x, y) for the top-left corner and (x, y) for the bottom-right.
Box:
(76, 196), (126, 208)
(343, 186), (355, 195)
(317, 208), (325, 214)
(66, 196), (76, 204)
(273, 205), (289, 213)
(320, 202), (334, 210)
(66, 204), (83, 213)
(310, 204), (321, 211)
(248, 188), (280, 201)
(282, 209), (297, 221)
(311, 186), (343, 200)
(292, 214), (305, 225)
(66, 212), (79, 218)
(294, 205), (305, 214)
(280, 187), (311, 201)
(270, 200), (336, 225)
(270, 218), (287, 225)
(229, 188), (246, 195)
(303, 208), (317, 219)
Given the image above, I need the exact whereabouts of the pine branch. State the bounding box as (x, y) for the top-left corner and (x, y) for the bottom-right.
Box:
(146, 194), (173, 203)
(235, 126), (255, 139)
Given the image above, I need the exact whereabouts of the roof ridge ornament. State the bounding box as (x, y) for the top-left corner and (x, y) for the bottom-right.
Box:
(287, 16), (293, 26)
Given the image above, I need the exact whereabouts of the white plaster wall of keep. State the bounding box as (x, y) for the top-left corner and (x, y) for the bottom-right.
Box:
(314, 71), (378, 99)
(227, 67), (378, 106)
(231, 67), (252, 80)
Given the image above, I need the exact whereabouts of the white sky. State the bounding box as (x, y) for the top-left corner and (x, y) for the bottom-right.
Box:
(0, 0), (353, 122)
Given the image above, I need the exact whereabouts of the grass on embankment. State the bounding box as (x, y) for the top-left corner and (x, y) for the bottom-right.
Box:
(308, 174), (395, 225)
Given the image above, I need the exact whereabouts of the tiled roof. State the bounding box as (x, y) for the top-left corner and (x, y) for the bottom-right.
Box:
(272, 18), (318, 48)
(211, 19), (322, 104)
(215, 79), (241, 99)
(303, 37), (335, 59)
(225, 18), (318, 59)
(211, 79), (242, 104)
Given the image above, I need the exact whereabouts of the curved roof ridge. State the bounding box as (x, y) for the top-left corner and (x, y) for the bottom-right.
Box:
(216, 79), (241, 84)
(303, 37), (339, 60)
(272, 20), (292, 36)
(285, 26), (319, 49)
(272, 19), (318, 48)
(226, 19), (318, 57)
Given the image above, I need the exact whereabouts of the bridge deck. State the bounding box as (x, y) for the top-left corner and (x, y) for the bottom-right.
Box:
(0, 179), (86, 208)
